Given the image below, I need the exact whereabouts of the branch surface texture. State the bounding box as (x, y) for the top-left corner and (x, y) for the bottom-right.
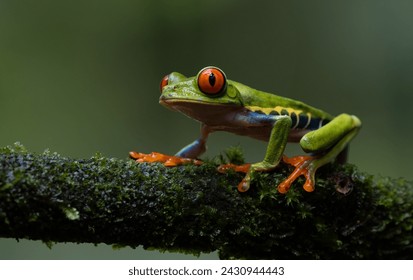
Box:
(0, 143), (412, 259)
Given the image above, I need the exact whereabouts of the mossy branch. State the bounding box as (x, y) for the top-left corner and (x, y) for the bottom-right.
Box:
(0, 143), (412, 259)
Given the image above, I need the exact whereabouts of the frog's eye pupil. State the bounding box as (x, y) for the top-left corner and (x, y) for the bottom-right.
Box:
(209, 73), (216, 87)
(198, 67), (226, 96)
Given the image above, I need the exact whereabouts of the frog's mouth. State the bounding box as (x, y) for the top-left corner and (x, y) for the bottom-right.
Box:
(159, 98), (243, 126)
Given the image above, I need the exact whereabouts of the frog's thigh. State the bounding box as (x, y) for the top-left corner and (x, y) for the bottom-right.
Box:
(300, 113), (361, 153)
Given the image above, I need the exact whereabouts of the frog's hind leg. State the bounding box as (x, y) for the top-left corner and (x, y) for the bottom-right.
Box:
(278, 114), (361, 193)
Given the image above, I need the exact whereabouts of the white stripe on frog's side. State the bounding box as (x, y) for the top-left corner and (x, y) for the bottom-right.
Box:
(318, 119), (324, 129)
(303, 114), (312, 129)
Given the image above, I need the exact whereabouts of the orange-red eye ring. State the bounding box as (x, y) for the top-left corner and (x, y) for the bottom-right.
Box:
(160, 74), (169, 92)
(197, 67), (226, 95)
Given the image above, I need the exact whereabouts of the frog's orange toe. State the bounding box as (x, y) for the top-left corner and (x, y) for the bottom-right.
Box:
(129, 151), (142, 160)
(277, 179), (293, 194)
(164, 158), (179, 167)
(217, 163), (252, 192)
(129, 151), (202, 166)
(237, 178), (250, 192)
(303, 180), (315, 192)
(278, 155), (317, 194)
(217, 163), (251, 174)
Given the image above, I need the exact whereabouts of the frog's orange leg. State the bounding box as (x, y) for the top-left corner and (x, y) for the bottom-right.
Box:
(277, 155), (318, 194)
(129, 151), (202, 167)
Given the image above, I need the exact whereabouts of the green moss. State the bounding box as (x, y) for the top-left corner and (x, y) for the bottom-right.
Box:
(61, 206), (80, 221)
(0, 143), (412, 259)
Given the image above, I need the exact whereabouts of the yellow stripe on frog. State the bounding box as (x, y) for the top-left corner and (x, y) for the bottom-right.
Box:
(246, 105), (313, 129)
(246, 105), (303, 116)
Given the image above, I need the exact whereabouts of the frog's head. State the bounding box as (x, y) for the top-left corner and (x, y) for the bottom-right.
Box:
(159, 66), (243, 123)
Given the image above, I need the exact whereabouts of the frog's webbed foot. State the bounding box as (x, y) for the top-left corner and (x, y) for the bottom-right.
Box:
(278, 155), (319, 194)
(129, 151), (202, 167)
(218, 156), (321, 194)
(218, 162), (277, 192)
(217, 163), (251, 174)
(217, 163), (251, 192)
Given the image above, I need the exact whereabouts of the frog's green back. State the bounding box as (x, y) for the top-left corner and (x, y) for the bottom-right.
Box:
(230, 80), (333, 120)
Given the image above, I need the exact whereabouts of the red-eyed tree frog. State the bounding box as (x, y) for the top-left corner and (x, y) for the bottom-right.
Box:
(130, 66), (361, 194)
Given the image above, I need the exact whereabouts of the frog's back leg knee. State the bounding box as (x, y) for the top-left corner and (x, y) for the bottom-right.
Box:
(300, 113), (361, 153)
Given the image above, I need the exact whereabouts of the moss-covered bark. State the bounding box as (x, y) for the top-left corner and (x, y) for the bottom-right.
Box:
(0, 143), (412, 259)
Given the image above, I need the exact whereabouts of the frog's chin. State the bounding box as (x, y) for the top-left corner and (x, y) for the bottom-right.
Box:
(159, 98), (242, 125)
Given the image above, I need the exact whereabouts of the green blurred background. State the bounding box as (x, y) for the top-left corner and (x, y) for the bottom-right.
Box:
(1, 0), (412, 259)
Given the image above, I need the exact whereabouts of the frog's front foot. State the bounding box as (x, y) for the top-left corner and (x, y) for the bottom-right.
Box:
(218, 162), (276, 192)
(217, 163), (252, 192)
(278, 155), (319, 194)
(129, 151), (202, 167)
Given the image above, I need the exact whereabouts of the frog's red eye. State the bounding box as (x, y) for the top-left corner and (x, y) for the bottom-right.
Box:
(197, 67), (226, 95)
(160, 74), (169, 92)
